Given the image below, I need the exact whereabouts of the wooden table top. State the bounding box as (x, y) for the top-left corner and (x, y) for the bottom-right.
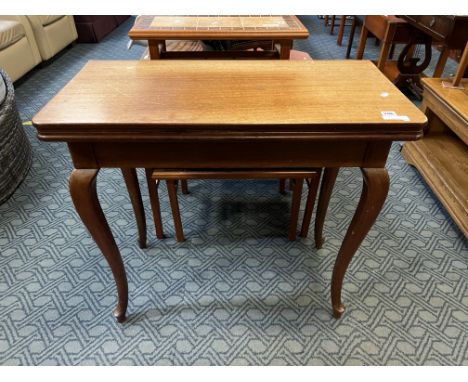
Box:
(129, 15), (309, 40)
(33, 60), (426, 142)
(422, 78), (468, 123)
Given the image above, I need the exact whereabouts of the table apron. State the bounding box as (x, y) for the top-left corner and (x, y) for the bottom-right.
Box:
(68, 140), (392, 169)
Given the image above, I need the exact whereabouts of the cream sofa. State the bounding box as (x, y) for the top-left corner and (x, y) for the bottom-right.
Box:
(26, 16), (77, 61)
(0, 16), (42, 82)
(0, 15), (77, 82)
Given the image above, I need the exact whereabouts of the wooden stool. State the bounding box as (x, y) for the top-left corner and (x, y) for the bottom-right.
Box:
(356, 16), (412, 73)
(146, 169), (322, 242)
(356, 15), (432, 97)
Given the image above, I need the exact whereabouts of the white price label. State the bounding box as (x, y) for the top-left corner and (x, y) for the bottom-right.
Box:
(381, 111), (410, 121)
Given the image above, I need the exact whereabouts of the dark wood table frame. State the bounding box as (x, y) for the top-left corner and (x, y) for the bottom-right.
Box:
(33, 60), (426, 322)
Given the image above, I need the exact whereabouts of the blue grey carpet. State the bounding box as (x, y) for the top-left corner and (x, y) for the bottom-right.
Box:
(0, 16), (467, 365)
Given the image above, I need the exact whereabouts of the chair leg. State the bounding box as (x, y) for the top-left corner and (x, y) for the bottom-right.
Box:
(174, 179), (189, 194)
(181, 179), (189, 194)
(299, 169), (322, 238)
(288, 177), (304, 241)
(166, 179), (185, 242)
(122, 168), (147, 249)
(314, 167), (339, 249)
(377, 40), (393, 71)
(433, 45), (450, 77)
(346, 16), (358, 59)
(337, 16), (347, 46)
(279, 179), (286, 194)
(452, 41), (468, 87)
(330, 16), (336, 35)
(356, 24), (368, 60)
(389, 43), (396, 60)
(145, 169), (164, 240)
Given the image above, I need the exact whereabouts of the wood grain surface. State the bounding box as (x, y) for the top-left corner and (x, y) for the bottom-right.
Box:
(33, 60), (426, 141)
(422, 78), (468, 125)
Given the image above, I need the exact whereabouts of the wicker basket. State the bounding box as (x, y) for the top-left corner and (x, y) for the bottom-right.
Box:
(0, 69), (32, 205)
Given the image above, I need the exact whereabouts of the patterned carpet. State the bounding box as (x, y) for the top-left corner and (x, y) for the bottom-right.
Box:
(0, 16), (467, 365)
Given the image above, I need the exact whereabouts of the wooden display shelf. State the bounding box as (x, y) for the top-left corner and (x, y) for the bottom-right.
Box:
(401, 78), (468, 237)
(402, 134), (468, 235)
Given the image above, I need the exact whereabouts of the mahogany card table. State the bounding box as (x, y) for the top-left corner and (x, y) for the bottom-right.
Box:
(128, 15), (309, 59)
(32, 60), (427, 322)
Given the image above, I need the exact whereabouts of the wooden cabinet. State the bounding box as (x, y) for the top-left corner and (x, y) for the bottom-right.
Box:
(401, 78), (468, 236)
(403, 15), (468, 46)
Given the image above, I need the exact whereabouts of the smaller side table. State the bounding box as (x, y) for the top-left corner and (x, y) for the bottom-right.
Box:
(401, 77), (468, 236)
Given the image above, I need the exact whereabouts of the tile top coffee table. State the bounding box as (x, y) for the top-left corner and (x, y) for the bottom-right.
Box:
(129, 15), (309, 59)
(32, 60), (427, 322)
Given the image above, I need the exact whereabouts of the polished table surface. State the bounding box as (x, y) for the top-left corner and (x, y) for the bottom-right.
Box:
(34, 60), (425, 138)
(33, 60), (427, 322)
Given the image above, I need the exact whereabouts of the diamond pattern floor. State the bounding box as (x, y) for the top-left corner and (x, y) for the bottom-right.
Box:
(0, 16), (467, 365)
